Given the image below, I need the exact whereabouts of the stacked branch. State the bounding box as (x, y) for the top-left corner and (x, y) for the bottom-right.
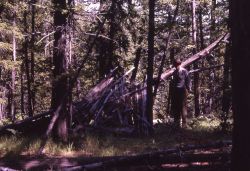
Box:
(0, 33), (229, 136)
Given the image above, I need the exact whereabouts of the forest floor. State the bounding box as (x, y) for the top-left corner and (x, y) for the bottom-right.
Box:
(0, 115), (232, 170)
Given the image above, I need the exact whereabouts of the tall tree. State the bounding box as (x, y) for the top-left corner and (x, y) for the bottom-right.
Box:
(51, 0), (70, 142)
(230, 0), (250, 170)
(10, 5), (16, 121)
(146, 0), (155, 134)
(23, 7), (33, 117)
(207, 0), (217, 115)
(29, 0), (37, 116)
(221, 39), (231, 132)
(192, 0), (200, 117)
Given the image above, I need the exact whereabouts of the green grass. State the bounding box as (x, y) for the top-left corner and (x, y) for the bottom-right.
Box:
(0, 116), (231, 158)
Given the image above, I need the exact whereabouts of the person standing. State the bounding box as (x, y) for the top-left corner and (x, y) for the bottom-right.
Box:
(171, 58), (191, 128)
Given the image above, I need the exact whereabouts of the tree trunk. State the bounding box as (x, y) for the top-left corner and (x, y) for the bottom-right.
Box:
(192, 0), (200, 117)
(67, 0), (74, 128)
(153, 0), (180, 97)
(230, 0), (250, 170)
(107, 0), (115, 75)
(51, 0), (69, 142)
(23, 10), (33, 117)
(145, 0), (155, 134)
(130, 47), (142, 83)
(198, 5), (206, 115)
(167, 48), (175, 116)
(0, 86), (7, 120)
(96, 0), (111, 79)
(221, 40), (231, 132)
(29, 0), (37, 116)
(210, 0), (216, 39)
(20, 63), (25, 116)
(10, 8), (17, 121)
(198, 6), (205, 50)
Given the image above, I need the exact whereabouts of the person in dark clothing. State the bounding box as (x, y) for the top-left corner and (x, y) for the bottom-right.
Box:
(171, 59), (191, 128)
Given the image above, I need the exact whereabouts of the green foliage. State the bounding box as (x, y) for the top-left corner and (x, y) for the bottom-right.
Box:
(0, 120), (231, 157)
(0, 0), (231, 145)
(0, 42), (12, 53)
(189, 115), (221, 131)
(0, 59), (21, 70)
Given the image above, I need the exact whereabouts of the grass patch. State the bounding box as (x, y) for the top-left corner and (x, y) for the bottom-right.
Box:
(0, 116), (231, 158)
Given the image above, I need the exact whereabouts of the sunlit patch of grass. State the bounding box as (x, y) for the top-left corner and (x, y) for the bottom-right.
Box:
(0, 116), (231, 158)
(99, 145), (117, 156)
(189, 115), (221, 132)
(0, 136), (23, 156)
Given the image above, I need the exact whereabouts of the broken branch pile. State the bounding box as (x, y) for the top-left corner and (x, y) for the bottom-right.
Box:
(0, 33), (229, 136)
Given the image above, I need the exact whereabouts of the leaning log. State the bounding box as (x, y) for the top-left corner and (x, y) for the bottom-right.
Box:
(118, 33), (229, 99)
(160, 33), (229, 81)
(189, 64), (224, 74)
(85, 67), (118, 103)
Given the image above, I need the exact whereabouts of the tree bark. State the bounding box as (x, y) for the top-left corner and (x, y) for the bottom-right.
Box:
(221, 40), (231, 132)
(51, 0), (69, 142)
(20, 63), (25, 115)
(210, 0), (216, 39)
(9, 7), (17, 121)
(23, 10), (33, 118)
(192, 0), (200, 117)
(146, 0), (155, 134)
(130, 47), (142, 83)
(167, 48), (175, 116)
(29, 0), (37, 116)
(207, 0), (217, 115)
(230, 0), (250, 170)
(153, 0), (180, 97)
(38, 6), (110, 154)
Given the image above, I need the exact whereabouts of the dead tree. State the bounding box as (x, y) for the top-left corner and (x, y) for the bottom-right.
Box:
(0, 33), (229, 138)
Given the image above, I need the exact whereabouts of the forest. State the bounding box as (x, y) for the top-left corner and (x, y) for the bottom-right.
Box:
(0, 0), (249, 170)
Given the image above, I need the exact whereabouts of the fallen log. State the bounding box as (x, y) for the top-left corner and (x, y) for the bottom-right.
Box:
(0, 167), (18, 171)
(63, 153), (230, 171)
(79, 153), (229, 171)
(63, 141), (231, 171)
(0, 111), (51, 135)
(0, 141), (231, 170)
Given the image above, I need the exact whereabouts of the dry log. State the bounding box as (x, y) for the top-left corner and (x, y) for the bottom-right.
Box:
(160, 33), (229, 81)
(63, 141), (231, 171)
(0, 167), (18, 171)
(117, 33), (229, 99)
(86, 125), (135, 135)
(189, 64), (224, 74)
(0, 141), (231, 170)
(85, 67), (118, 103)
(64, 153), (230, 171)
(78, 153), (229, 171)
(0, 111), (51, 135)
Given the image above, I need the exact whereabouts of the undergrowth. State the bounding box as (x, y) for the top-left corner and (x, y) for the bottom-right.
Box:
(0, 116), (231, 158)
